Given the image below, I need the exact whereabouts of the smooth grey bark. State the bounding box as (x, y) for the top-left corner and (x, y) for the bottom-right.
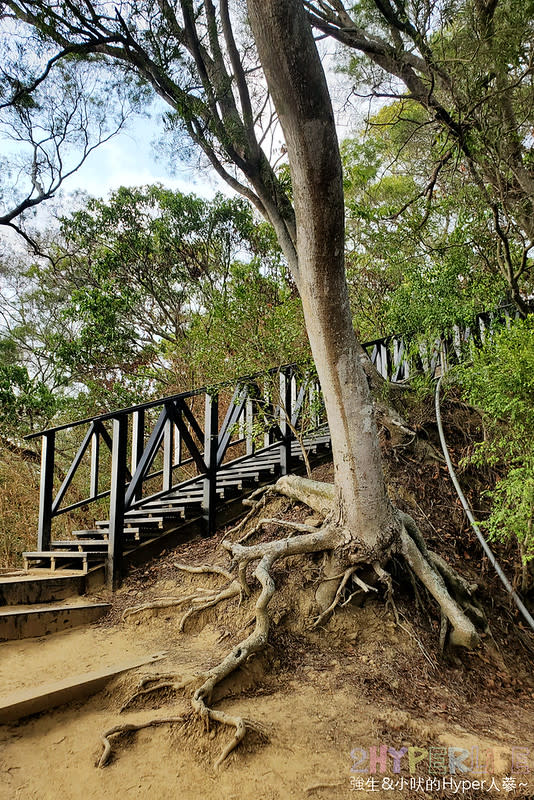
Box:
(247, 0), (399, 554)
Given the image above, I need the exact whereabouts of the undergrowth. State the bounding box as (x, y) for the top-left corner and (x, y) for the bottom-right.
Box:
(0, 449), (85, 568)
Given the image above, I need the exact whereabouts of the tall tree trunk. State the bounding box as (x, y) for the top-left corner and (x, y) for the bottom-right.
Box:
(246, 0), (399, 554)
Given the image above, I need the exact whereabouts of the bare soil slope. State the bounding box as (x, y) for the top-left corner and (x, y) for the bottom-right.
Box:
(1, 402), (534, 800)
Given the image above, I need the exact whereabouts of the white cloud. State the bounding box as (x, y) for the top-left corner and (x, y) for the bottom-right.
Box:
(68, 115), (227, 200)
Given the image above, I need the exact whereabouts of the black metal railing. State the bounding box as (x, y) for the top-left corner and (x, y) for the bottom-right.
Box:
(25, 303), (519, 586)
(25, 365), (323, 587)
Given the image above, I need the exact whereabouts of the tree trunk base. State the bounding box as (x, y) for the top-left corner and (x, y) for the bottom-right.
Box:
(101, 474), (485, 769)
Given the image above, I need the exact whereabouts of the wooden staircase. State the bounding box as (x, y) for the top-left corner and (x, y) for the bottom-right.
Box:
(22, 412), (332, 582)
(0, 571), (110, 641)
(19, 305), (516, 590)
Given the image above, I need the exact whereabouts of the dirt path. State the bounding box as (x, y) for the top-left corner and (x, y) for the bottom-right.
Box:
(2, 447), (534, 800)
(1, 573), (533, 800)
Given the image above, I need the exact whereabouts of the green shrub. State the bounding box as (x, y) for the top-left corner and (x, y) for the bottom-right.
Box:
(458, 316), (534, 563)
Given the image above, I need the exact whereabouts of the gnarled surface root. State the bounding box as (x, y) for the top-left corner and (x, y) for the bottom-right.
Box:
(120, 673), (202, 713)
(122, 562), (243, 629)
(272, 475), (484, 649)
(399, 527), (480, 649)
(103, 471), (485, 770)
(188, 524), (341, 766)
(274, 474), (334, 517)
(98, 716), (185, 768)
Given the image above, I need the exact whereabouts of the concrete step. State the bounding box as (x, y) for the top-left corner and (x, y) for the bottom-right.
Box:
(0, 651), (166, 723)
(0, 600), (111, 641)
(0, 573), (89, 606)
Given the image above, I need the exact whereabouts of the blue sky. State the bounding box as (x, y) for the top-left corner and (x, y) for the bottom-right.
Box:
(0, 108), (226, 251)
(2, 55), (354, 237)
(67, 110), (225, 201)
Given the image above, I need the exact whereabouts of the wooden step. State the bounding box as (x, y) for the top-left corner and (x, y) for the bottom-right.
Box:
(216, 469), (265, 482)
(178, 483), (241, 496)
(217, 468), (264, 480)
(216, 477), (243, 489)
(171, 486), (225, 497)
(145, 498), (202, 510)
(23, 551), (107, 573)
(295, 438), (330, 448)
(124, 509), (189, 519)
(72, 529), (109, 539)
(143, 497), (202, 509)
(95, 516), (167, 528)
(0, 652), (166, 722)
(224, 461), (277, 472)
(24, 550), (107, 560)
(230, 453), (278, 464)
(123, 528), (171, 542)
(0, 574), (87, 606)
(50, 540), (110, 552)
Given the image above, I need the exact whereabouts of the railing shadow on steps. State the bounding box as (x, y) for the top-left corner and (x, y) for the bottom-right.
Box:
(24, 303), (519, 589)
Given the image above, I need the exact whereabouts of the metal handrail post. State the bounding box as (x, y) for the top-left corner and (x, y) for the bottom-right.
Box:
(279, 367), (292, 475)
(202, 392), (219, 537)
(107, 415), (128, 590)
(37, 431), (55, 551)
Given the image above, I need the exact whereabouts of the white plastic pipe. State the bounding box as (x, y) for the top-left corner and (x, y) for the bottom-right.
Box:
(435, 377), (534, 634)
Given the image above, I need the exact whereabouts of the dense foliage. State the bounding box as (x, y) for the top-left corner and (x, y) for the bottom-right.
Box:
(459, 317), (534, 569)
(0, 186), (309, 425)
(323, 0), (534, 315)
(342, 103), (513, 341)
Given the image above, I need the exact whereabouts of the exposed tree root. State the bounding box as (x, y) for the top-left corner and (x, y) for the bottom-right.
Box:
(275, 474), (334, 516)
(231, 515), (322, 554)
(222, 486), (275, 542)
(122, 597), (197, 622)
(121, 583), (242, 630)
(399, 528), (479, 648)
(274, 475), (483, 649)
(313, 566), (357, 627)
(397, 611), (439, 670)
(122, 562), (243, 629)
(109, 472), (486, 770)
(120, 673), (202, 712)
(113, 519), (339, 768)
(185, 524), (340, 765)
(174, 562), (236, 581)
(373, 563), (399, 623)
(98, 716), (186, 767)
(177, 584), (241, 632)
